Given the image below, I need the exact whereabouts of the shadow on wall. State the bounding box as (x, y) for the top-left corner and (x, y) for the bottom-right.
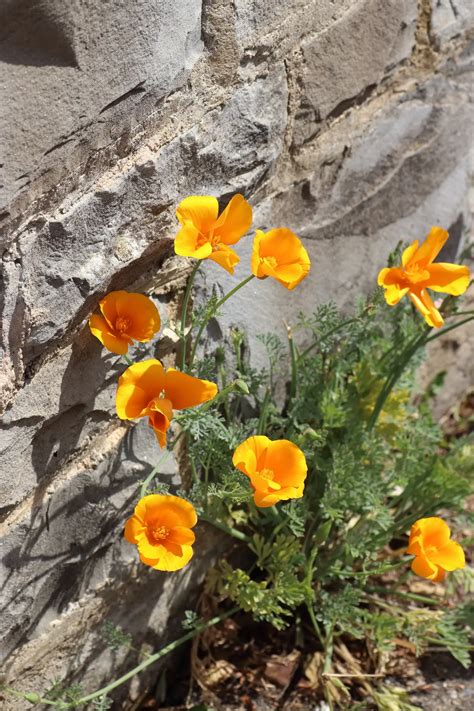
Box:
(0, 0), (79, 68)
(5, 537), (218, 703)
(3, 320), (169, 660)
(1, 420), (160, 662)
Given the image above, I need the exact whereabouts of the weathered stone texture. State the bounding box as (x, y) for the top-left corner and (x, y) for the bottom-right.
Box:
(1, 0), (473, 705)
(431, 0), (474, 49)
(0, 0), (203, 210)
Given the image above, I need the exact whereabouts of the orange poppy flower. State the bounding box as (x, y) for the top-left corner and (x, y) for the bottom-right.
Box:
(251, 228), (311, 290)
(116, 359), (218, 447)
(89, 291), (161, 355)
(407, 517), (465, 582)
(232, 436), (308, 507)
(174, 194), (253, 274)
(125, 494), (197, 571)
(378, 227), (470, 328)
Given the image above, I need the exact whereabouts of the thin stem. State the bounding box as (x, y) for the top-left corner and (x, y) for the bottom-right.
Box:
(122, 354), (133, 366)
(2, 687), (61, 707)
(139, 431), (185, 498)
(306, 601), (325, 646)
(445, 310), (474, 318)
(368, 331), (427, 430)
(180, 262), (201, 371)
(424, 315), (474, 343)
(199, 514), (251, 543)
(297, 318), (359, 363)
(286, 322), (298, 407)
(188, 275), (255, 369)
(322, 672), (384, 679)
(365, 586), (440, 606)
(65, 607), (238, 707)
(257, 388), (271, 435)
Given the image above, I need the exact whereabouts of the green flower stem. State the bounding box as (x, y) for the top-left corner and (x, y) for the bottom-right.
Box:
(369, 312), (474, 431)
(297, 318), (359, 363)
(199, 514), (251, 543)
(257, 388), (271, 435)
(365, 586), (440, 606)
(424, 315), (474, 343)
(1, 687), (60, 707)
(306, 601), (325, 647)
(4, 610), (239, 708)
(139, 431), (185, 498)
(287, 323), (298, 406)
(368, 330), (427, 431)
(122, 354), (134, 366)
(67, 607), (237, 708)
(188, 274), (255, 369)
(140, 451), (171, 498)
(180, 262), (201, 371)
(445, 310), (474, 318)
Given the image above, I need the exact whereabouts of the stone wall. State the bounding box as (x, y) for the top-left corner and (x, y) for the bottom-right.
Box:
(1, 0), (473, 705)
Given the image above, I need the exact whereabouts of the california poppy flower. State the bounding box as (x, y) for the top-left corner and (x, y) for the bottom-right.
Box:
(89, 291), (161, 355)
(125, 494), (197, 571)
(251, 228), (311, 290)
(378, 227), (470, 328)
(407, 517), (465, 582)
(175, 194), (253, 274)
(116, 359), (217, 446)
(232, 436), (307, 507)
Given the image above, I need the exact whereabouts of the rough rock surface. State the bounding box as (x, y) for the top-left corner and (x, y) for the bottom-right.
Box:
(0, 0), (473, 706)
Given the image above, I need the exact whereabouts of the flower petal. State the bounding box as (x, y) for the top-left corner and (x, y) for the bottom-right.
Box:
(411, 226), (449, 266)
(253, 490), (283, 507)
(148, 398), (173, 443)
(118, 293), (161, 342)
(429, 541), (465, 571)
(137, 537), (167, 559)
(98, 291), (122, 328)
(124, 516), (145, 544)
(411, 555), (439, 580)
(152, 425), (168, 448)
(255, 228), (303, 262)
(142, 544), (194, 571)
(176, 196), (219, 233)
(409, 290), (444, 328)
(117, 360), (166, 409)
(163, 368), (218, 410)
(145, 495), (198, 529)
(207, 245), (240, 274)
(426, 263), (470, 296)
(214, 194), (253, 245)
(168, 526), (196, 546)
(116, 384), (150, 419)
(232, 436), (271, 477)
(401, 241), (419, 267)
(89, 313), (130, 355)
(175, 223), (213, 259)
(377, 267), (405, 287)
(265, 440), (308, 487)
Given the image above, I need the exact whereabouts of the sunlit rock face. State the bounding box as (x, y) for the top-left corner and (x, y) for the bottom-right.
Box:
(1, 0), (472, 705)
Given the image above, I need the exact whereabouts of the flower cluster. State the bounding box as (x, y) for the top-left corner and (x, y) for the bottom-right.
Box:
(88, 195), (468, 576)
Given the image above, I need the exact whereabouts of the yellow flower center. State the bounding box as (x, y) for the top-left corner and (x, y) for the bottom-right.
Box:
(115, 316), (131, 333)
(259, 468), (274, 481)
(261, 256), (278, 269)
(151, 525), (169, 542)
(404, 263), (430, 285)
(197, 231), (222, 251)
